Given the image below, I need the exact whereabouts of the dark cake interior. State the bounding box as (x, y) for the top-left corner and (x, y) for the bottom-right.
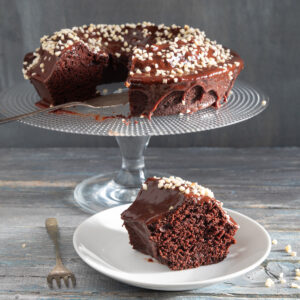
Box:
(23, 22), (243, 118)
(121, 176), (239, 270)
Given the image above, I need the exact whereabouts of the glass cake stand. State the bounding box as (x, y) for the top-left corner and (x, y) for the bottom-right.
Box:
(0, 81), (269, 213)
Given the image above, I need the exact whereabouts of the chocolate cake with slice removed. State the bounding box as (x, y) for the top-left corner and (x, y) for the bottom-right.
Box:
(23, 22), (243, 118)
(121, 176), (239, 270)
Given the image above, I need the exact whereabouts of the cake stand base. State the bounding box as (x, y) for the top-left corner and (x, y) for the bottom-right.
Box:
(74, 170), (168, 214)
(74, 136), (168, 213)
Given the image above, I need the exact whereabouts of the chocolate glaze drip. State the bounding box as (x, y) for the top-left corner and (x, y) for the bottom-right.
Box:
(122, 177), (238, 226)
(23, 23), (243, 118)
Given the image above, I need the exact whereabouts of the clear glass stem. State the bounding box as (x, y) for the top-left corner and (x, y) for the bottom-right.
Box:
(113, 136), (150, 187)
(74, 135), (156, 213)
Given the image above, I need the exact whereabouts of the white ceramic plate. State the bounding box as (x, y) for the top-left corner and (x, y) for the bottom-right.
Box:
(73, 204), (271, 291)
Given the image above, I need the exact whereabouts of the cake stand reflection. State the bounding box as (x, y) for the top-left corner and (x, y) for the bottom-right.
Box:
(0, 81), (268, 213)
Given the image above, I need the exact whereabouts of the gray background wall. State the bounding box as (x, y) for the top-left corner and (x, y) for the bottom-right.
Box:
(0, 0), (299, 147)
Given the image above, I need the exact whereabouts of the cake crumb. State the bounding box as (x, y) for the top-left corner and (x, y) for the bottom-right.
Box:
(265, 278), (274, 287)
(291, 282), (300, 289)
(280, 278), (286, 284)
(22, 243), (26, 248)
(142, 183), (148, 191)
(295, 276), (300, 281)
(296, 269), (300, 276)
(291, 251), (297, 257)
(272, 239), (278, 245)
(262, 100), (267, 106)
(285, 244), (292, 253)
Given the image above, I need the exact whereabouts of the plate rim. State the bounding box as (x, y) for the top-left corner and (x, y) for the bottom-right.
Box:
(73, 203), (271, 290)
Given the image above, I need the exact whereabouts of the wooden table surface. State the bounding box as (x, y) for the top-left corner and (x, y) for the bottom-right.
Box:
(0, 147), (299, 299)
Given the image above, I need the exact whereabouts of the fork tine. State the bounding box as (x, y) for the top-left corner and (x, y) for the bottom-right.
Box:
(70, 274), (76, 287)
(47, 276), (53, 289)
(63, 276), (69, 288)
(55, 276), (61, 288)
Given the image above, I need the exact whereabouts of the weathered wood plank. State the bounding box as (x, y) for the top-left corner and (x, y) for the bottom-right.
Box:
(0, 148), (299, 299)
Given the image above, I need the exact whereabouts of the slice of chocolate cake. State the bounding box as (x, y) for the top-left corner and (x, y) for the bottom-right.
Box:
(121, 176), (239, 270)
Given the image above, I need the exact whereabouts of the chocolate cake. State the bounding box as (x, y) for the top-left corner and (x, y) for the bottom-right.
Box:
(121, 176), (239, 270)
(23, 22), (244, 118)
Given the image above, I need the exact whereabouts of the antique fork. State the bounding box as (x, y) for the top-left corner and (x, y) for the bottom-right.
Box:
(0, 91), (128, 124)
(45, 218), (76, 288)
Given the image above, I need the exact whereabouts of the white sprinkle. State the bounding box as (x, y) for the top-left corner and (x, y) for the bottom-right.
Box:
(145, 66), (151, 72)
(291, 282), (300, 289)
(280, 278), (286, 284)
(265, 278), (274, 287)
(162, 78), (168, 84)
(142, 183), (147, 191)
(285, 244), (292, 253)
(164, 184), (170, 189)
(158, 182), (164, 189)
(179, 186), (185, 192)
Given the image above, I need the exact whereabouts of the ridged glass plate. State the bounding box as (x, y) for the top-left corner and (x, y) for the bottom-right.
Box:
(0, 81), (268, 136)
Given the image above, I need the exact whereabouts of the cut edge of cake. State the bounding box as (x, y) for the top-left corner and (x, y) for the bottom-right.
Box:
(121, 176), (239, 270)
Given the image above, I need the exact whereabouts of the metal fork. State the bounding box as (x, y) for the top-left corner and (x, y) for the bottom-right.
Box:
(45, 218), (76, 288)
(0, 91), (128, 124)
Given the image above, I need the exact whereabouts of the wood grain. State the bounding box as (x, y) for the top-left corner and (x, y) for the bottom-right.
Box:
(0, 147), (299, 299)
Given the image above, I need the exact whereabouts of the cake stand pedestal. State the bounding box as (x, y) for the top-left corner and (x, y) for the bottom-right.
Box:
(74, 136), (151, 212)
(0, 81), (268, 213)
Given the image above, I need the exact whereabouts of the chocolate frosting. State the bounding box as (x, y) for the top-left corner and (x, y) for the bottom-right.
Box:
(22, 22), (243, 117)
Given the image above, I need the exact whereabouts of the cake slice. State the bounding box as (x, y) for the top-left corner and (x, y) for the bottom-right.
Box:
(121, 176), (239, 270)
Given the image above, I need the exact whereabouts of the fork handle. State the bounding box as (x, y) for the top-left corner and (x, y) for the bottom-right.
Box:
(0, 102), (83, 125)
(45, 218), (63, 266)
